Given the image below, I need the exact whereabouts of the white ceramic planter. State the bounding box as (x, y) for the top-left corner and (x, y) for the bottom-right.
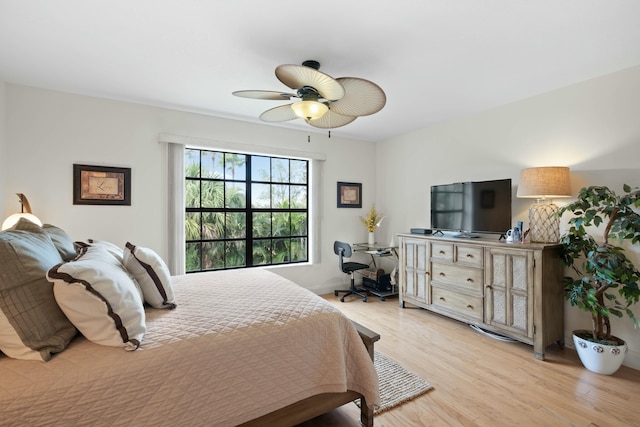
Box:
(368, 232), (375, 245)
(573, 330), (628, 375)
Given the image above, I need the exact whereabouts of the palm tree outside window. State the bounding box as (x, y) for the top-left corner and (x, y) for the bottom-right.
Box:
(185, 148), (308, 272)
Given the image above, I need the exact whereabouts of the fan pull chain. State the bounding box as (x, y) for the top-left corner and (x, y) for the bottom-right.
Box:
(307, 131), (333, 142)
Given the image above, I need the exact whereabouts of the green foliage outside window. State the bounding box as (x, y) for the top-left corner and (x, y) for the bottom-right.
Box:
(185, 148), (308, 272)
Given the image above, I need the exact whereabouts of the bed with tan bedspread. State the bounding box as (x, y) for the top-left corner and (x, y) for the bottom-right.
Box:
(0, 268), (379, 426)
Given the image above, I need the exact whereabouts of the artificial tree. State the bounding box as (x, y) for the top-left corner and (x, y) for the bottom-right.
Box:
(558, 184), (640, 344)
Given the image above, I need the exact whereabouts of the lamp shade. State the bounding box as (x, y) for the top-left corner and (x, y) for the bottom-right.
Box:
(291, 100), (328, 121)
(2, 213), (42, 230)
(516, 167), (572, 199)
(2, 193), (42, 230)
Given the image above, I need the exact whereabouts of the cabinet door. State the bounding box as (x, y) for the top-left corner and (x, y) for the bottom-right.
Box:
(484, 247), (533, 339)
(401, 238), (430, 305)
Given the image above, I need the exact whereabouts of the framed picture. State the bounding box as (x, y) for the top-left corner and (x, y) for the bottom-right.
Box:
(73, 164), (131, 205)
(337, 182), (362, 208)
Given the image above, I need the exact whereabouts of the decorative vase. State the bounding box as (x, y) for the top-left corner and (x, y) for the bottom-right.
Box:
(572, 330), (627, 375)
(368, 232), (375, 245)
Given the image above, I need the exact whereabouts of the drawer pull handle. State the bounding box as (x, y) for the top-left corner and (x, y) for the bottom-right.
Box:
(466, 304), (474, 309)
(466, 278), (473, 282)
(466, 254), (473, 258)
(439, 250), (445, 254)
(439, 297), (446, 301)
(439, 272), (446, 277)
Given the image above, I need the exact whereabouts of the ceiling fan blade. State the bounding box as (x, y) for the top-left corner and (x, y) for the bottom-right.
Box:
(232, 90), (295, 100)
(327, 77), (386, 117)
(275, 64), (345, 101)
(307, 110), (357, 129)
(259, 104), (298, 122)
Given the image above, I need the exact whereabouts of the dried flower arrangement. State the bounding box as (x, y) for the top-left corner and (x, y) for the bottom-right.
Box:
(361, 204), (384, 232)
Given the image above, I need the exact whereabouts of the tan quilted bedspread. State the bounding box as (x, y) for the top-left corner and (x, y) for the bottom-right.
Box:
(0, 269), (379, 426)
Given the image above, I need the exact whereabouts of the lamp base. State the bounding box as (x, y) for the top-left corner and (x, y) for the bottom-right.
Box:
(528, 202), (560, 243)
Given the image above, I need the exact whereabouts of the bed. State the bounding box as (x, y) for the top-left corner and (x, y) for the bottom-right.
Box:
(0, 220), (379, 426)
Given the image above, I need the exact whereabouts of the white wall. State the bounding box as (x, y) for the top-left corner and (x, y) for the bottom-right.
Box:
(0, 82), (6, 216)
(376, 65), (640, 369)
(3, 84), (377, 293)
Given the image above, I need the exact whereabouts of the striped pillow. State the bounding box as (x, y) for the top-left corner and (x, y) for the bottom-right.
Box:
(123, 242), (176, 309)
(47, 244), (145, 350)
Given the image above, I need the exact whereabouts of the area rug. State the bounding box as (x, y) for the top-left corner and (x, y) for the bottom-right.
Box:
(356, 351), (433, 414)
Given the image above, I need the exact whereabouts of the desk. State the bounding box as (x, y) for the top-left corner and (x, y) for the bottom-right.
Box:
(352, 243), (398, 269)
(352, 243), (399, 301)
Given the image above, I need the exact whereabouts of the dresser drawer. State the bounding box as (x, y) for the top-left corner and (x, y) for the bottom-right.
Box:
(431, 263), (483, 293)
(431, 242), (453, 261)
(432, 287), (483, 321)
(455, 245), (484, 267)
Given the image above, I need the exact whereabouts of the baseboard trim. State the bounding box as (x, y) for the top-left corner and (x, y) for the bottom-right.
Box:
(306, 281), (343, 296)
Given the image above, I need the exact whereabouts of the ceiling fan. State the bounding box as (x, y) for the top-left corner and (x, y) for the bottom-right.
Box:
(233, 60), (386, 129)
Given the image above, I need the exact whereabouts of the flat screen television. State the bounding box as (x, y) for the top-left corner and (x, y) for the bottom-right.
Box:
(430, 178), (512, 238)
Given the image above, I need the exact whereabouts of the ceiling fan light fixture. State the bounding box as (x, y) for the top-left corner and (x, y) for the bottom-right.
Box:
(291, 100), (328, 121)
(235, 60), (385, 130)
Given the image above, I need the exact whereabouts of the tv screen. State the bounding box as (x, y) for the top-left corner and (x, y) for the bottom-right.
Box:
(430, 179), (512, 237)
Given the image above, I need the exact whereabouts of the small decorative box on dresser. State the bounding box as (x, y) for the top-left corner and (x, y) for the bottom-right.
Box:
(398, 234), (564, 360)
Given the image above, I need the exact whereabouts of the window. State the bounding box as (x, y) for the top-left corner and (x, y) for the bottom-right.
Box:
(184, 148), (309, 272)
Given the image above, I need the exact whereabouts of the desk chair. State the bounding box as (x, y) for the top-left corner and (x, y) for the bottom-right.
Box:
(333, 241), (370, 302)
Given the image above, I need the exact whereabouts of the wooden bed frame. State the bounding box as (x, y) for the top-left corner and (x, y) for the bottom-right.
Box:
(240, 321), (380, 427)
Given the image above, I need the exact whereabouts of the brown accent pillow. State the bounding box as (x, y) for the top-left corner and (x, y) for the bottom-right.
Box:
(0, 218), (77, 361)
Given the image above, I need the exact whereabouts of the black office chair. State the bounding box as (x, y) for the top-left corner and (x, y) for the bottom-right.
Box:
(333, 241), (370, 302)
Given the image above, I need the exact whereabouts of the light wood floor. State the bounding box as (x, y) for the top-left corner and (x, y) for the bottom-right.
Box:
(298, 293), (640, 427)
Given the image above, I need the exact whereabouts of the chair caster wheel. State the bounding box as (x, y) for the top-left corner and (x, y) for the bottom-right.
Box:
(334, 291), (339, 296)
(362, 297), (367, 302)
(381, 297), (386, 301)
(340, 297), (345, 302)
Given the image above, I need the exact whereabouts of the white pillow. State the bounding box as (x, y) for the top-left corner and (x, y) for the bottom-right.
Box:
(83, 239), (125, 263)
(47, 244), (145, 350)
(123, 242), (176, 309)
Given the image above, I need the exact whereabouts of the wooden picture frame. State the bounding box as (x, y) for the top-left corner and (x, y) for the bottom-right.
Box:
(73, 164), (131, 205)
(337, 182), (362, 208)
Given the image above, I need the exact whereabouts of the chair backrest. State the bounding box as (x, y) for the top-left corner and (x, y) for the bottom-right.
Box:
(334, 241), (352, 272)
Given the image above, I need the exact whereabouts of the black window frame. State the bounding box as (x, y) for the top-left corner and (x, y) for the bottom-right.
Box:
(184, 147), (309, 272)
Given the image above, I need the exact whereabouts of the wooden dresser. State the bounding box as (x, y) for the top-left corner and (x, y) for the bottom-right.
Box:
(398, 234), (564, 360)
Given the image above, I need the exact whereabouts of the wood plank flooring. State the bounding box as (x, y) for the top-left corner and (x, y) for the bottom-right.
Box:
(298, 294), (640, 427)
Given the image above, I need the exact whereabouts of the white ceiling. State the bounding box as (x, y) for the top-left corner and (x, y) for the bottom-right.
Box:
(2, 1), (640, 142)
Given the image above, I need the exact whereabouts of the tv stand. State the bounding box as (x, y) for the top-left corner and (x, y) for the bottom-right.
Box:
(397, 234), (564, 360)
(454, 231), (480, 239)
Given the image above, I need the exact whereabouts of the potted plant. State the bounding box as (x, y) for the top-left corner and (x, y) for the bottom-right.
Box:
(558, 184), (640, 374)
(361, 204), (384, 245)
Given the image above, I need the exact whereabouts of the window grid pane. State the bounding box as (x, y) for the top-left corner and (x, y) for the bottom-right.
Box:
(185, 148), (308, 272)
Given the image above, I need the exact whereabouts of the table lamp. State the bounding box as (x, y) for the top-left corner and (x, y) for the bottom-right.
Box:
(2, 193), (42, 230)
(516, 167), (571, 243)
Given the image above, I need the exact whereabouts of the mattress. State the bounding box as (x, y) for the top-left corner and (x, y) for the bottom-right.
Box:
(0, 269), (379, 426)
